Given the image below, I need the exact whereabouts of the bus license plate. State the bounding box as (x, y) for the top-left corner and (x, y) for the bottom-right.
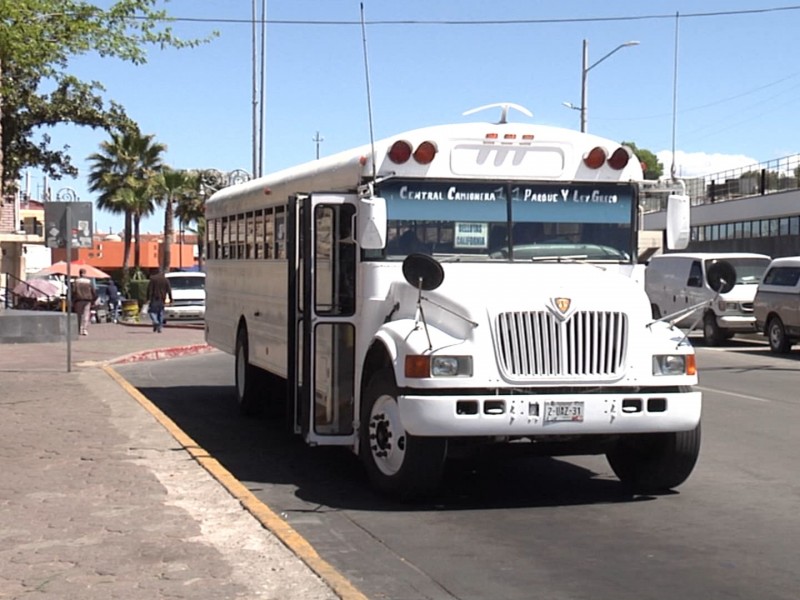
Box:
(545, 401), (584, 423)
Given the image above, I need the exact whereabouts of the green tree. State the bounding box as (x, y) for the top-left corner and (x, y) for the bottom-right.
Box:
(86, 128), (166, 283)
(621, 141), (663, 180)
(114, 185), (157, 270)
(175, 173), (206, 268)
(0, 1), (214, 197)
(154, 167), (197, 270)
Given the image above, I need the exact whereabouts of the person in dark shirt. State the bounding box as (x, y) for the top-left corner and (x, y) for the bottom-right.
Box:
(146, 271), (173, 333)
(107, 280), (121, 323)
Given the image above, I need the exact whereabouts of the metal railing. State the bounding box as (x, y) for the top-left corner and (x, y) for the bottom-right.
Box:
(2, 272), (63, 311)
(641, 153), (800, 213)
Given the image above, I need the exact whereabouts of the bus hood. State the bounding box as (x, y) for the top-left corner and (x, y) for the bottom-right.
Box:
(388, 261), (650, 332)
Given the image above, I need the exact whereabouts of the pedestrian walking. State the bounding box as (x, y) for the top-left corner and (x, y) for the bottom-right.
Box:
(107, 279), (121, 323)
(146, 270), (173, 333)
(71, 268), (97, 336)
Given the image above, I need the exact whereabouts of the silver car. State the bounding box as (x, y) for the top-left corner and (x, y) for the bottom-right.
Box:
(753, 256), (800, 353)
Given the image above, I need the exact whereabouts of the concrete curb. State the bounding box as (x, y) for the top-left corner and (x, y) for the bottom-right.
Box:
(107, 343), (218, 365)
(103, 352), (369, 600)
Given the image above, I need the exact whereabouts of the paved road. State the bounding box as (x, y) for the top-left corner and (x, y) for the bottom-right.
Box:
(117, 341), (800, 600)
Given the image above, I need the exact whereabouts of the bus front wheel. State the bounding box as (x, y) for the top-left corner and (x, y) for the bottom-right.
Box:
(606, 424), (701, 492)
(359, 369), (446, 499)
(235, 330), (263, 416)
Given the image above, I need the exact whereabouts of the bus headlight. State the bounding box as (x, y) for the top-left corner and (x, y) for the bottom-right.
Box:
(652, 354), (696, 376)
(405, 355), (473, 378)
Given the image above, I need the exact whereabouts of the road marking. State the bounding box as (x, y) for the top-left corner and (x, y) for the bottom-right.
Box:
(697, 385), (770, 403)
(103, 364), (368, 600)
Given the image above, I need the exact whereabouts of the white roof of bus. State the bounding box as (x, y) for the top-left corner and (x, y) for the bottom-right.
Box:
(206, 118), (643, 216)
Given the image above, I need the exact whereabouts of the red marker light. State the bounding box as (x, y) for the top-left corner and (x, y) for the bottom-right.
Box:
(608, 147), (631, 170)
(584, 146), (607, 169)
(413, 141), (437, 165)
(388, 140), (413, 164)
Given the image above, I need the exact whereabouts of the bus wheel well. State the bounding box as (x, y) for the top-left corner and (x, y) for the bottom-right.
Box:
(236, 317), (248, 343)
(361, 341), (393, 393)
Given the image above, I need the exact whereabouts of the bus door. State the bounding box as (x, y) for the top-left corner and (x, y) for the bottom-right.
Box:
(288, 193), (358, 446)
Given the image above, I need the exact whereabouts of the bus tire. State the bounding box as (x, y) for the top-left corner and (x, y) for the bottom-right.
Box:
(606, 424), (701, 493)
(359, 369), (446, 500)
(235, 330), (263, 416)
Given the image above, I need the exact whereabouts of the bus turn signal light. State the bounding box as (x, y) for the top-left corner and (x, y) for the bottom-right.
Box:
(405, 355), (430, 378)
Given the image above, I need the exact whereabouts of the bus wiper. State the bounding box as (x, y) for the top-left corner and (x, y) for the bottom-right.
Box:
(528, 254), (607, 270)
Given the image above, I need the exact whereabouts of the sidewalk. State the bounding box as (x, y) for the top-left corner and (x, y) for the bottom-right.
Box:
(0, 321), (349, 599)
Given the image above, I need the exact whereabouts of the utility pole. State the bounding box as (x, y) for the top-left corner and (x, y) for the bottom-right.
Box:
(313, 131), (324, 160)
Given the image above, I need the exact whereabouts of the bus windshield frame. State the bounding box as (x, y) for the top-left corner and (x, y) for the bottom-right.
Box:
(366, 178), (638, 263)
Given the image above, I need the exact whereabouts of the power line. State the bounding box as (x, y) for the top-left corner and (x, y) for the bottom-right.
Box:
(114, 5), (800, 26)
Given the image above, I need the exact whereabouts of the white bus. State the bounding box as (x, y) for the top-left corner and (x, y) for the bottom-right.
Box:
(205, 103), (699, 498)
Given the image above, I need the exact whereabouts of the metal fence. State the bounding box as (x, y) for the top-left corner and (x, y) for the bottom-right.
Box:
(641, 153), (800, 213)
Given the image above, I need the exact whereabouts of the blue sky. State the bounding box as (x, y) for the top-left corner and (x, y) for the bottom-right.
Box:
(23, 1), (800, 233)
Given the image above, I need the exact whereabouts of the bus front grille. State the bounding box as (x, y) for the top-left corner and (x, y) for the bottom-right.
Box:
(495, 310), (628, 378)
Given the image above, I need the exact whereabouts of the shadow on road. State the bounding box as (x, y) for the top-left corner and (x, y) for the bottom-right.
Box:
(139, 383), (659, 512)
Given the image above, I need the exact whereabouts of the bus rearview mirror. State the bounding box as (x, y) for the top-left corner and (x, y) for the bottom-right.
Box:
(357, 196), (387, 250)
(666, 194), (690, 250)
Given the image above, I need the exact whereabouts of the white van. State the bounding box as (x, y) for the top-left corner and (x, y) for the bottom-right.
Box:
(645, 252), (771, 345)
(164, 272), (206, 321)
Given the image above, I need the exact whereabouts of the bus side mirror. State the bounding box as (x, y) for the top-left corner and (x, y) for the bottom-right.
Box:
(666, 194), (690, 250)
(357, 196), (387, 250)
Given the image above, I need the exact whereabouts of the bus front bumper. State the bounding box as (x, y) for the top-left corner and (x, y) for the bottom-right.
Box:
(397, 391), (701, 437)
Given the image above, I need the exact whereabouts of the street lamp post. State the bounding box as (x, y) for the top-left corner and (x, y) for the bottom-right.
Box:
(566, 39), (640, 132)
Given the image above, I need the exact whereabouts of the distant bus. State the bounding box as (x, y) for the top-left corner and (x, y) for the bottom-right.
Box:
(204, 103), (696, 498)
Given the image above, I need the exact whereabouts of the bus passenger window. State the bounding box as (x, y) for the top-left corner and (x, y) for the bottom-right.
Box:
(264, 208), (274, 259)
(314, 204), (356, 316)
(221, 217), (230, 259)
(275, 209), (286, 259)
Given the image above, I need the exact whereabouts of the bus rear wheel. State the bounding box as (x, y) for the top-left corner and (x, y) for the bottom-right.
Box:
(359, 369), (446, 499)
(606, 424), (701, 493)
(235, 330), (264, 416)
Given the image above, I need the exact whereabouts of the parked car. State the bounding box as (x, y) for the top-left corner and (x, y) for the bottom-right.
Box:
(163, 272), (206, 321)
(645, 252), (771, 345)
(753, 256), (800, 353)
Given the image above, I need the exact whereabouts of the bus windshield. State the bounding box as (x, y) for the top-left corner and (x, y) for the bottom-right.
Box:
(371, 179), (636, 262)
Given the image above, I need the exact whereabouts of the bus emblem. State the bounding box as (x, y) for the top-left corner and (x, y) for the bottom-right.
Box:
(554, 297), (571, 314)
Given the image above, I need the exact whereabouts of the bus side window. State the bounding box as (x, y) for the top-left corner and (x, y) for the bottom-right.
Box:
(264, 207), (274, 259)
(275, 208), (286, 259)
(221, 216), (230, 259)
(314, 204), (356, 316)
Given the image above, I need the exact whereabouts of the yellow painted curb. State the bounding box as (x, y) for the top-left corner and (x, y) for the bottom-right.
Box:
(103, 364), (369, 600)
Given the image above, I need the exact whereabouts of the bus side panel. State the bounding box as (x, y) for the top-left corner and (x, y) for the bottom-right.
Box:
(205, 259), (290, 379)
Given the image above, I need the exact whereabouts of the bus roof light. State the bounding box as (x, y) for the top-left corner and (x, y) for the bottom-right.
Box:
(413, 141), (437, 165)
(584, 146), (607, 169)
(388, 140), (413, 164)
(485, 133), (498, 140)
(608, 147), (631, 170)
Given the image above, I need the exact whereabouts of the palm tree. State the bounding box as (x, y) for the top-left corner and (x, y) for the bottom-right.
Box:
(175, 174), (206, 268)
(87, 128), (166, 284)
(113, 186), (157, 269)
(155, 168), (197, 270)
